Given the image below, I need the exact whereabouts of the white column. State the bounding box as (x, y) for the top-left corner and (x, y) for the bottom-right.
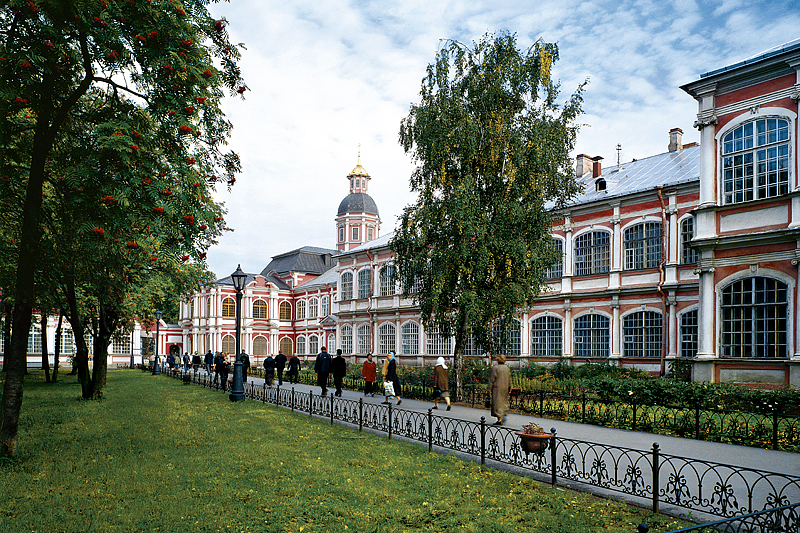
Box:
(668, 294), (678, 358)
(610, 297), (621, 358)
(563, 301), (572, 358)
(696, 266), (716, 359)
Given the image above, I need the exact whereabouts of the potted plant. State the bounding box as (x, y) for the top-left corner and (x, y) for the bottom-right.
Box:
(514, 422), (554, 455)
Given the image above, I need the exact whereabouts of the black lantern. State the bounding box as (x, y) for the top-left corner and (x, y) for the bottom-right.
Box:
(152, 310), (163, 375)
(229, 265), (246, 401)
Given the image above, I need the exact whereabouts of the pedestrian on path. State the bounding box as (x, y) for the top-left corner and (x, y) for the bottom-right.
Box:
(382, 352), (402, 406)
(218, 353), (230, 391)
(315, 346), (332, 396)
(362, 353), (377, 396)
(204, 350), (214, 375)
(192, 352), (201, 372)
(263, 354), (275, 387)
(432, 356), (451, 411)
(183, 353), (190, 372)
(213, 352), (223, 386)
(332, 349), (347, 397)
(275, 350), (287, 386)
(489, 353), (510, 425)
(287, 353), (300, 384)
(240, 351), (251, 382)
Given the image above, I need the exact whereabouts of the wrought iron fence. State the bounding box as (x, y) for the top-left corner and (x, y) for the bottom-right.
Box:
(164, 368), (800, 520)
(660, 502), (799, 533)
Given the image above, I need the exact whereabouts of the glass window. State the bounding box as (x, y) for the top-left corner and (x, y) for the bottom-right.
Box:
(340, 272), (353, 301)
(309, 335), (319, 355)
(222, 334), (235, 354)
(379, 265), (396, 296)
(253, 299), (268, 319)
(357, 323), (371, 354)
(426, 326), (451, 356)
(531, 316), (562, 357)
(253, 336), (268, 356)
(279, 337), (293, 357)
(574, 231), (610, 276)
(721, 277), (788, 358)
(60, 328), (75, 355)
(340, 325), (353, 355)
(206, 297), (211, 317)
(358, 268), (372, 299)
(297, 300), (306, 320)
(111, 332), (132, 354)
(722, 118), (790, 204)
(352, 226), (359, 241)
(545, 238), (564, 279)
(222, 297), (235, 318)
(401, 322), (419, 355)
(492, 319), (521, 356)
(623, 311), (662, 357)
(339, 227), (345, 242)
(308, 297), (318, 318)
(279, 301), (292, 321)
(573, 314), (610, 358)
(320, 296), (329, 317)
(681, 217), (698, 265)
(624, 222), (662, 270)
(27, 324), (41, 354)
(464, 331), (484, 356)
(378, 323), (396, 354)
(680, 309), (698, 358)
(297, 336), (306, 355)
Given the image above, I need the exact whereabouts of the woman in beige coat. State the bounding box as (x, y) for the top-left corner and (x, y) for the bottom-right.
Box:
(489, 353), (510, 425)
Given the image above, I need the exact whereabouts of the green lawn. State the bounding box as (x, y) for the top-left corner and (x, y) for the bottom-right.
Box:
(0, 371), (686, 533)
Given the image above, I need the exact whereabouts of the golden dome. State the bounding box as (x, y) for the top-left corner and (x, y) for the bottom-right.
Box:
(349, 164), (369, 177)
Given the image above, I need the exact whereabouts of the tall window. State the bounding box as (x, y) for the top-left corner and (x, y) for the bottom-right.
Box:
(253, 336), (268, 356)
(464, 332), (484, 356)
(352, 226), (359, 241)
(378, 323), (396, 354)
(379, 265), (396, 296)
(368, 227), (374, 241)
(357, 324), (371, 353)
(545, 238), (564, 279)
(680, 217), (698, 265)
(340, 325), (353, 355)
(27, 324), (41, 353)
(222, 334), (235, 354)
(722, 117), (790, 204)
(623, 311), (662, 358)
(574, 231), (610, 276)
(297, 300), (306, 320)
(680, 309), (698, 358)
(624, 222), (662, 270)
(222, 297), (235, 318)
(308, 297), (318, 318)
(339, 226), (345, 242)
(573, 314), (610, 358)
(206, 297), (212, 317)
(60, 328), (75, 355)
(426, 326), (451, 356)
(253, 299), (268, 319)
(492, 319), (521, 356)
(358, 268), (372, 299)
(279, 301), (292, 320)
(401, 322), (419, 355)
(340, 272), (353, 301)
(280, 337), (293, 357)
(111, 332), (132, 354)
(297, 336), (306, 355)
(190, 299), (194, 318)
(320, 296), (329, 317)
(309, 335), (319, 355)
(721, 277), (788, 358)
(531, 316), (562, 357)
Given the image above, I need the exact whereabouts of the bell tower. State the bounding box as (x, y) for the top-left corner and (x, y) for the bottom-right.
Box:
(335, 150), (381, 252)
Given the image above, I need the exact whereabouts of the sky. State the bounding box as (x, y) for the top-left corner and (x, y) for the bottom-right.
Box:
(203, 0), (800, 280)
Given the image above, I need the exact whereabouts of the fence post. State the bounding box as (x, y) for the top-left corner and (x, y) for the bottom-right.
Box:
(330, 394), (334, 425)
(388, 403), (393, 440)
(549, 428), (557, 486)
(480, 417), (486, 466)
(695, 401), (701, 440)
(632, 396), (637, 431)
(539, 388), (544, 417)
(309, 391), (313, 416)
(651, 443), (660, 514)
(772, 406), (779, 450)
(359, 398), (363, 432)
(428, 408), (433, 452)
(291, 387), (295, 412)
(582, 391), (586, 424)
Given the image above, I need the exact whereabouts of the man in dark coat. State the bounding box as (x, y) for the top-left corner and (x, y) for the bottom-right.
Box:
(331, 349), (347, 397)
(275, 350), (287, 386)
(204, 350), (214, 375)
(314, 346), (332, 396)
(240, 351), (250, 382)
(263, 354), (275, 387)
(217, 353), (229, 391)
(213, 352), (224, 388)
(287, 353), (300, 384)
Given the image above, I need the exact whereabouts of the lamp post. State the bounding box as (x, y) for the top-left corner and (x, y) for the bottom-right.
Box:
(152, 310), (162, 375)
(229, 265), (246, 401)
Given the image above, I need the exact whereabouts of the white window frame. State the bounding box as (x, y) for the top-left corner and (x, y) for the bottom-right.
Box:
(378, 323), (396, 354)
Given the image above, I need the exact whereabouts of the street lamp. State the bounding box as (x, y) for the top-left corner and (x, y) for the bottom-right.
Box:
(152, 310), (162, 375)
(229, 265), (247, 401)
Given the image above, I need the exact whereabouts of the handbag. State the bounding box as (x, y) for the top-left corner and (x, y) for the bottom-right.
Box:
(433, 387), (441, 399)
(484, 395), (491, 409)
(383, 381), (395, 397)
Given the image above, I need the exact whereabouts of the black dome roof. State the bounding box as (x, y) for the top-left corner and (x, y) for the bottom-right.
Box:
(337, 192), (379, 217)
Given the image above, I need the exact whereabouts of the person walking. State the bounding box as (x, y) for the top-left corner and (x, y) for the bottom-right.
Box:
(182, 352), (190, 372)
(332, 349), (347, 397)
(192, 352), (202, 372)
(361, 353), (377, 396)
(275, 350), (287, 386)
(432, 356), (451, 411)
(240, 351), (251, 383)
(263, 354), (275, 387)
(287, 353), (300, 384)
(167, 352), (175, 370)
(314, 346), (332, 396)
(489, 353), (511, 425)
(382, 351), (401, 406)
(213, 352), (223, 387)
(218, 353), (230, 391)
(204, 350), (214, 375)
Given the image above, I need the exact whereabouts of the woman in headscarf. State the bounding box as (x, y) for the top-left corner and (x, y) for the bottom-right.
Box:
(381, 351), (402, 406)
(489, 353), (510, 425)
(432, 356), (451, 411)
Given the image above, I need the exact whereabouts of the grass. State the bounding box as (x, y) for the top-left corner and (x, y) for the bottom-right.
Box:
(0, 371), (688, 533)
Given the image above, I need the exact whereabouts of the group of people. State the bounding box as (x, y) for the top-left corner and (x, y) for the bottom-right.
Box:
(262, 350), (301, 387)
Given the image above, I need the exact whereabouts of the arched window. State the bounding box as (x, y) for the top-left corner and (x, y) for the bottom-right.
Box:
(680, 217), (698, 265)
(721, 277), (788, 358)
(190, 299), (195, 318)
(320, 296), (329, 317)
(280, 337), (293, 357)
(379, 265), (396, 296)
(253, 336), (268, 356)
(574, 314), (609, 358)
(308, 297), (318, 318)
(574, 231), (610, 276)
(297, 336), (306, 355)
(401, 322), (419, 355)
(279, 301), (292, 321)
(309, 335), (319, 355)
(221, 334), (235, 354)
(358, 269), (372, 299)
(378, 323), (396, 354)
(426, 326), (451, 356)
(623, 311), (662, 357)
(464, 331), (484, 356)
(111, 332), (132, 354)
(327, 333), (335, 351)
(27, 324), (41, 353)
(253, 299), (268, 319)
(222, 297), (235, 318)
(531, 316), (562, 357)
(206, 297), (212, 317)
(357, 323), (371, 354)
(340, 325), (353, 355)
(493, 319), (521, 356)
(722, 117), (790, 204)
(680, 309), (698, 358)
(545, 238), (564, 279)
(60, 328), (75, 355)
(297, 300), (306, 320)
(340, 272), (353, 301)
(624, 222), (662, 270)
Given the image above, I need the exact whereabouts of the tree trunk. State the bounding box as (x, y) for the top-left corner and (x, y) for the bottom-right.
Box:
(52, 310), (62, 383)
(2, 303), (10, 373)
(452, 308), (469, 400)
(91, 302), (119, 399)
(41, 312), (50, 383)
(64, 277), (92, 399)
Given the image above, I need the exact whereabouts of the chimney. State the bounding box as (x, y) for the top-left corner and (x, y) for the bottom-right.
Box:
(668, 128), (683, 152)
(576, 154), (593, 176)
(592, 156), (603, 178)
